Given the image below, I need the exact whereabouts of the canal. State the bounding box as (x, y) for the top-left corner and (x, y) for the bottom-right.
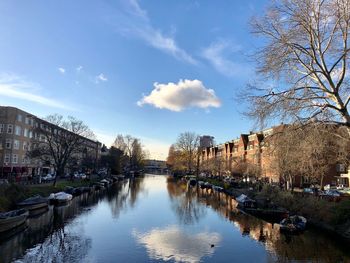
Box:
(1, 175), (349, 263)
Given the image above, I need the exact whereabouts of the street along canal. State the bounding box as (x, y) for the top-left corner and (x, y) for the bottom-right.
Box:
(1, 174), (350, 263)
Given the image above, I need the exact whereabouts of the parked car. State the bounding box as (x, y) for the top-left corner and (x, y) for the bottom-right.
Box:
(74, 173), (87, 180)
(42, 174), (55, 182)
(324, 184), (337, 190)
(303, 187), (320, 195)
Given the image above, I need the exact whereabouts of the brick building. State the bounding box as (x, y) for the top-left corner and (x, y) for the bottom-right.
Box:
(0, 106), (101, 178)
(200, 124), (348, 187)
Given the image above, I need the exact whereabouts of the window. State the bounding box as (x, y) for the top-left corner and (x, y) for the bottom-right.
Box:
(13, 140), (20, 150)
(12, 154), (18, 164)
(7, 124), (13, 134)
(17, 114), (22, 122)
(0, 124), (4, 133)
(23, 141), (27, 151)
(15, 125), (22, 136)
(4, 154), (10, 164)
(5, 139), (12, 149)
(22, 156), (29, 164)
(24, 128), (29, 137)
(29, 131), (33, 138)
(336, 164), (345, 173)
(25, 117), (29, 125)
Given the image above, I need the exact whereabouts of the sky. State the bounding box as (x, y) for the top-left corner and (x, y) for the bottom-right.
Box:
(0, 0), (269, 160)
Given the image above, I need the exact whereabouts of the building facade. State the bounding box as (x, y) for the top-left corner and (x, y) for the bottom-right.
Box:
(200, 124), (347, 187)
(0, 106), (101, 178)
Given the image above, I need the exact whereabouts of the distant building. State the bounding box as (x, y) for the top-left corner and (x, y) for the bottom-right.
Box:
(199, 135), (214, 149)
(0, 106), (101, 178)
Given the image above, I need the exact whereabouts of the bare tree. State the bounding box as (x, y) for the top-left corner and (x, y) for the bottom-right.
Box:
(266, 123), (349, 189)
(113, 134), (147, 171)
(29, 114), (96, 186)
(174, 132), (200, 173)
(246, 0), (350, 136)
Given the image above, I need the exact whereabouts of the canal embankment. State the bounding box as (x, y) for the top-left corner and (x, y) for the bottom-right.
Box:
(191, 177), (350, 241)
(0, 178), (101, 212)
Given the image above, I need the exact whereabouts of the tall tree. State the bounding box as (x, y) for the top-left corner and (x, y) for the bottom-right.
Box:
(166, 144), (187, 172)
(266, 123), (349, 189)
(245, 0), (350, 136)
(113, 134), (147, 171)
(174, 132), (200, 173)
(29, 114), (96, 186)
(100, 146), (124, 175)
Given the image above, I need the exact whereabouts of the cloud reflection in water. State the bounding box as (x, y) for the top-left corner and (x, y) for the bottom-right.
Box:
(133, 225), (221, 263)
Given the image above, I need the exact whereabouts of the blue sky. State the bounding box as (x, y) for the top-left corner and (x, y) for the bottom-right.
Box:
(0, 0), (269, 160)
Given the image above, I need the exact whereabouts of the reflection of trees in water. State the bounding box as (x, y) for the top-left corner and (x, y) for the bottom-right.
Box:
(128, 177), (146, 207)
(106, 177), (146, 219)
(18, 225), (92, 263)
(167, 180), (206, 225)
(196, 189), (350, 263)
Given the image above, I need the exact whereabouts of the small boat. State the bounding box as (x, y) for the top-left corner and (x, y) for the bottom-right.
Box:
(49, 192), (73, 205)
(243, 207), (289, 221)
(93, 183), (105, 190)
(212, 185), (224, 192)
(188, 179), (197, 187)
(0, 209), (29, 233)
(17, 195), (48, 211)
(100, 179), (110, 187)
(279, 215), (307, 233)
(236, 194), (257, 209)
(64, 186), (84, 196)
(203, 182), (212, 189)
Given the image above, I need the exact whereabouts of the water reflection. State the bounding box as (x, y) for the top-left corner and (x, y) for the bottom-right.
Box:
(167, 179), (350, 263)
(1, 176), (350, 263)
(133, 225), (221, 263)
(168, 181), (206, 225)
(14, 226), (92, 263)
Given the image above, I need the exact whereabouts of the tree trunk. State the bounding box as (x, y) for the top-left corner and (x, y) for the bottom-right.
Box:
(53, 167), (63, 187)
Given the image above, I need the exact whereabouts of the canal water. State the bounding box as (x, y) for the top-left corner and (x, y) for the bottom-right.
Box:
(1, 174), (349, 263)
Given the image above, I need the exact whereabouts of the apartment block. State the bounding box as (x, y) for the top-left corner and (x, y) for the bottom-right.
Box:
(200, 124), (347, 186)
(0, 106), (101, 178)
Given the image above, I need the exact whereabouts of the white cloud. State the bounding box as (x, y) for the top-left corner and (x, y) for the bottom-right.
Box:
(76, 65), (83, 72)
(133, 226), (221, 263)
(95, 73), (108, 83)
(201, 40), (250, 77)
(137, 79), (221, 112)
(111, 0), (197, 64)
(58, 67), (66, 74)
(0, 73), (74, 110)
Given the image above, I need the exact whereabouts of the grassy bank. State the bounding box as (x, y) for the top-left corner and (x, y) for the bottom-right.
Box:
(250, 185), (350, 239)
(0, 179), (97, 212)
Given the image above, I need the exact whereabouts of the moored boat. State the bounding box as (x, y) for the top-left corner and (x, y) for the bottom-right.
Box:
(236, 194), (257, 209)
(100, 179), (110, 187)
(0, 209), (29, 233)
(279, 215), (307, 233)
(188, 179), (197, 187)
(212, 185), (224, 192)
(17, 195), (48, 211)
(49, 192), (73, 205)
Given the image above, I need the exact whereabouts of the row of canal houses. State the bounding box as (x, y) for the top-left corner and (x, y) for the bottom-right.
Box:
(200, 125), (284, 183)
(200, 124), (350, 187)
